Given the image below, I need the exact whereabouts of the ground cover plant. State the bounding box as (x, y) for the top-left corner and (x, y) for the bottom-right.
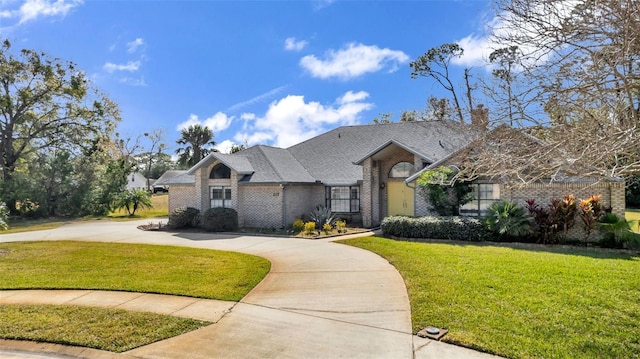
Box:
(0, 241), (270, 301)
(0, 304), (210, 352)
(338, 236), (640, 359)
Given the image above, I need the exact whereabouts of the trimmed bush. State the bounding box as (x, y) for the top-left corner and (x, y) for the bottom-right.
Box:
(485, 200), (532, 241)
(292, 218), (304, 233)
(168, 207), (200, 229)
(200, 207), (238, 232)
(381, 216), (487, 241)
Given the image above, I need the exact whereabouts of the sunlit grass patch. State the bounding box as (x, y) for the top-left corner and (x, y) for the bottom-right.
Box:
(339, 236), (640, 359)
(0, 304), (210, 352)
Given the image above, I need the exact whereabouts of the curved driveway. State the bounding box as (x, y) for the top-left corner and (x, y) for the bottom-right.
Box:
(0, 220), (500, 359)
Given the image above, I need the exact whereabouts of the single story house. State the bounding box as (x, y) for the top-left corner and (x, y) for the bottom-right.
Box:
(126, 172), (153, 191)
(157, 119), (625, 229)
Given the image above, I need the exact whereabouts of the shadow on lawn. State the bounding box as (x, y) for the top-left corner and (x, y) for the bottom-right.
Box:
(387, 236), (640, 260)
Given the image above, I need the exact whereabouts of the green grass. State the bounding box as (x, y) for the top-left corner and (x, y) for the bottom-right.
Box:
(339, 236), (640, 359)
(626, 209), (640, 233)
(0, 241), (270, 301)
(108, 193), (169, 219)
(0, 304), (210, 352)
(1, 218), (66, 234)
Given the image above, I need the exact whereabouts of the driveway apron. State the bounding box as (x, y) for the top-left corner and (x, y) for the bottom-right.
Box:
(0, 220), (413, 358)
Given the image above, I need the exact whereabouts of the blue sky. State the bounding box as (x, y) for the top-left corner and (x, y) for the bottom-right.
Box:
(1, 0), (498, 154)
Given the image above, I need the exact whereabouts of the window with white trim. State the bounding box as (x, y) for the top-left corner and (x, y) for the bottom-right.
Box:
(210, 186), (231, 208)
(325, 186), (360, 213)
(459, 183), (500, 216)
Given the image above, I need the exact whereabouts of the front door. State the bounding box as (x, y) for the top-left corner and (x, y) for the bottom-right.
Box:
(387, 182), (414, 216)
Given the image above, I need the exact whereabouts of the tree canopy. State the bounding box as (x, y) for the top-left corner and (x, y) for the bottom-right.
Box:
(175, 124), (216, 168)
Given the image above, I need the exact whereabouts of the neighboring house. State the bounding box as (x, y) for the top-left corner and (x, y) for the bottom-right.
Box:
(125, 172), (151, 191)
(157, 119), (625, 230)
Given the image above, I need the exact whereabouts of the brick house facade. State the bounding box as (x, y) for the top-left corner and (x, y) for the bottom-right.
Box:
(158, 121), (625, 232)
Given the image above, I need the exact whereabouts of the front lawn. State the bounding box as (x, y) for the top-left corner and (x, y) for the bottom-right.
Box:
(339, 236), (640, 359)
(0, 241), (270, 301)
(0, 304), (210, 352)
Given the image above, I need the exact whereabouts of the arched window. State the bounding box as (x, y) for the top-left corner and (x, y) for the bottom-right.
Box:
(389, 162), (414, 178)
(210, 163), (231, 179)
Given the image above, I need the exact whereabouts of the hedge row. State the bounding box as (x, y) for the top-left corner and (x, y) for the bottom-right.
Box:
(381, 215), (488, 241)
(168, 206), (238, 232)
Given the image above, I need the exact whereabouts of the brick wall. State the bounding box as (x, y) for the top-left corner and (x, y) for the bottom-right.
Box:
(362, 158), (373, 227)
(502, 181), (626, 241)
(168, 184), (198, 214)
(238, 184), (283, 228)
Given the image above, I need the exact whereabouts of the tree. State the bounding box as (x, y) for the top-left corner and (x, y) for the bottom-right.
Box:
(0, 202), (8, 230)
(229, 143), (246, 154)
(410, 43), (466, 123)
(138, 129), (168, 187)
(175, 124), (216, 168)
(453, 0), (640, 183)
(0, 39), (120, 212)
(372, 113), (394, 124)
(115, 189), (152, 216)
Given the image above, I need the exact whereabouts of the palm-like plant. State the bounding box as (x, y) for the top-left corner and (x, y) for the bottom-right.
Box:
(175, 125), (217, 168)
(485, 200), (532, 240)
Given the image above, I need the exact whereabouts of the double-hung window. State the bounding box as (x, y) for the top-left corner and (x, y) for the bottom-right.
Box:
(210, 186), (231, 208)
(325, 186), (360, 213)
(459, 183), (500, 216)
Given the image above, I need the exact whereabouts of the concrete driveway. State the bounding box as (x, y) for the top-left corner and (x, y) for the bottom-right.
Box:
(0, 220), (501, 359)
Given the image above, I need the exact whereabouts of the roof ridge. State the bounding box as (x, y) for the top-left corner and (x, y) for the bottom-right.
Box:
(256, 146), (284, 182)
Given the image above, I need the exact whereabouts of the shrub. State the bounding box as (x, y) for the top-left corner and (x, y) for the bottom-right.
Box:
(0, 202), (8, 230)
(292, 218), (304, 233)
(115, 189), (152, 216)
(168, 207), (200, 229)
(416, 166), (473, 216)
(322, 223), (332, 234)
(336, 220), (347, 233)
(485, 200), (532, 241)
(598, 213), (640, 249)
(551, 195), (577, 237)
(304, 221), (316, 235)
(578, 194), (604, 240)
(200, 207), (238, 232)
(381, 216), (487, 241)
(309, 205), (335, 228)
(525, 199), (554, 243)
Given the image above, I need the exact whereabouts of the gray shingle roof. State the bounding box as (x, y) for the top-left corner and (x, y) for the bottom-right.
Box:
(288, 121), (479, 185)
(155, 170), (195, 185)
(238, 145), (316, 184)
(184, 121), (479, 186)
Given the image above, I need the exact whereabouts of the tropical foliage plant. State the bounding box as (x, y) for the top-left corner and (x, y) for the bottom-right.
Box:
(485, 200), (532, 240)
(115, 189), (153, 216)
(309, 205), (335, 228)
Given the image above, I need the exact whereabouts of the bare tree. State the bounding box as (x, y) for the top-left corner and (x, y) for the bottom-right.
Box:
(457, 0), (640, 182)
(410, 43), (467, 123)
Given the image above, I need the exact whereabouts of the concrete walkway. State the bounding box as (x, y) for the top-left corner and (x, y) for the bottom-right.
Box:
(0, 220), (501, 359)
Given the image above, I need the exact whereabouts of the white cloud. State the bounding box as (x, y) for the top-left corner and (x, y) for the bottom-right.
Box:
(284, 37), (308, 51)
(103, 61), (141, 73)
(127, 38), (144, 53)
(217, 140), (235, 154)
(300, 42), (409, 80)
(14, 0), (82, 24)
(235, 91), (373, 148)
(176, 112), (234, 133)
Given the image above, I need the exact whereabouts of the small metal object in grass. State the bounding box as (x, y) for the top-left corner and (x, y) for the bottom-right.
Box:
(417, 326), (449, 340)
